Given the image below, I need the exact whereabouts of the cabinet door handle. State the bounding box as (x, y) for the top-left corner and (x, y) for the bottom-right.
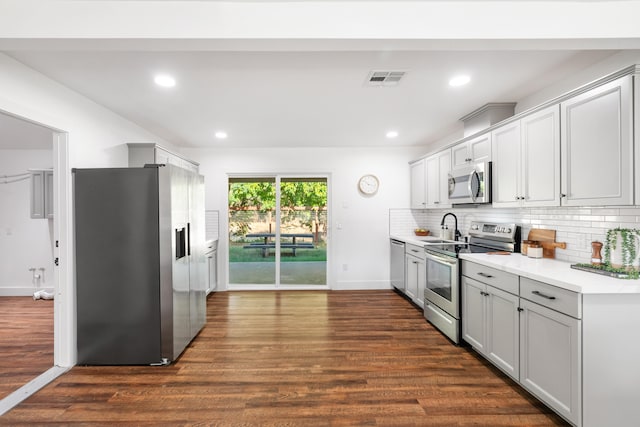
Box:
(560, 193), (567, 198)
(480, 291), (489, 297)
(517, 307), (524, 312)
(532, 290), (556, 300)
(477, 272), (494, 278)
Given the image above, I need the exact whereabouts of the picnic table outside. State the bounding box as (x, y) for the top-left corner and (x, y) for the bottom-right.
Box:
(243, 233), (315, 257)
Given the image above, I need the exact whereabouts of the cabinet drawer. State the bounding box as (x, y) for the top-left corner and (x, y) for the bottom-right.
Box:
(520, 277), (582, 319)
(462, 261), (519, 294)
(405, 244), (426, 261)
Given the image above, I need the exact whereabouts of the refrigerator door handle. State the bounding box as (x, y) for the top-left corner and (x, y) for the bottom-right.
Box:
(175, 227), (186, 259)
(187, 222), (191, 256)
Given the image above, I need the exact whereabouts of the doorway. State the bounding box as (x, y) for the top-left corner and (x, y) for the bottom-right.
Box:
(228, 175), (328, 288)
(0, 111), (69, 411)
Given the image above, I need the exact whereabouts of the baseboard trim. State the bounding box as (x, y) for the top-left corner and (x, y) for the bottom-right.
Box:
(0, 288), (40, 297)
(333, 280), (392, 290)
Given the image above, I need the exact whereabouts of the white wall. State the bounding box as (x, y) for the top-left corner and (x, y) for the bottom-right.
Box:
(516, 50), (640, 113)
(0, 149), (54, 295)
(0, 53), (177, 167)
(0, 53), (174, 366)
(183, 146), (425, 290)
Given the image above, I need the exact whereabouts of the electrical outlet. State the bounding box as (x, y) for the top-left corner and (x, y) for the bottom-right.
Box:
(577, 234), (589, 250)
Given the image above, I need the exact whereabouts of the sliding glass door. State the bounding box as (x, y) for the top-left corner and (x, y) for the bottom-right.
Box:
(228, 176), (327, 287)
(279, 178), (327, 285)
(228, 177), (276, 285)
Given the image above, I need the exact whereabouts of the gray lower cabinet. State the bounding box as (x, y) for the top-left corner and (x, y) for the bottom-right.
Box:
(486, 285), (520, 380)
(462, 261), (582, 426)
(405, 254), (425, 307)
(405, 244), (426, 308)
(461, 276), (486, 352)
(462, 275), (519, 380)
(520, 298), (581, 426)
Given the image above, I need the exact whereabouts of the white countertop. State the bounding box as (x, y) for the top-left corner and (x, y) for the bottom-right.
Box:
(390, 234), (454, 247)
(389, 235), (640, 295)
(460, 253), (640, 295)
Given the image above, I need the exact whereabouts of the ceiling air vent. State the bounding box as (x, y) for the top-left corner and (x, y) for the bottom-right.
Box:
(366, 70), (406, 87)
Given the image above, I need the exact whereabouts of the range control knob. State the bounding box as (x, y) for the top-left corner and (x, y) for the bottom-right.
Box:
(505, 227), (512, 233)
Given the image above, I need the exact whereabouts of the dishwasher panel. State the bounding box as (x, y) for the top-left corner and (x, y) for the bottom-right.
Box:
(390, 239), (406, 291)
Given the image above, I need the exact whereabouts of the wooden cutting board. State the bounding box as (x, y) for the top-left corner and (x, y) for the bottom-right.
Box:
(528, 229), (567, 258)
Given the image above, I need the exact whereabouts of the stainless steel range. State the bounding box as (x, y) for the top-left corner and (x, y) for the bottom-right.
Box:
(423, 221), (520, 343)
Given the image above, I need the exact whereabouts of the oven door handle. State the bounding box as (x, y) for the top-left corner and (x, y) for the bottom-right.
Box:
(425, 252), (458, 267)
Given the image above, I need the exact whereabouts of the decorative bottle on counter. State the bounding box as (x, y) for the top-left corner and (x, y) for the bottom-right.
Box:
(591, 241), (603, 265)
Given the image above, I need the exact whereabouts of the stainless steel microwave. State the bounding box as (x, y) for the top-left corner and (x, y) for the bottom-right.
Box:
(448, 161), (491, 205)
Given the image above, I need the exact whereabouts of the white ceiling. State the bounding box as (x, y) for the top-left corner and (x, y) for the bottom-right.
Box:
(1, 0), (639, 150)
(4, 49), (617, 149)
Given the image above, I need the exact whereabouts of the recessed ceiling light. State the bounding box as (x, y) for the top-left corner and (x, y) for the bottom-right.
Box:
(449, 75), (471, 87)
(154, 74), (176, 88)
(214, 131), (228, 139)
(386, 131), (399, 139)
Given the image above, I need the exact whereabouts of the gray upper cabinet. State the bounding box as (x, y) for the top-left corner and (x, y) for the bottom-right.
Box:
(560, 75), (633, 206)
(451, 132), (491, 170)
(492, 105), (560, 207)
(409, 159), (427, 209)
(411, 67), (638, 212)
(425, 149), (452, 208)
(128, 143), (199, 173)
(30, 169), (54, 219)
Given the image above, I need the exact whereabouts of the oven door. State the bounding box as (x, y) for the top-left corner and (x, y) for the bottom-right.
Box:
(424, 250), (460, 318)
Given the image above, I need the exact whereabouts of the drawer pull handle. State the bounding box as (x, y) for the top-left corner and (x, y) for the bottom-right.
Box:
(412, 249), (419, 253)
(532, 290), (556, 300)
(477, 272), (493, 278)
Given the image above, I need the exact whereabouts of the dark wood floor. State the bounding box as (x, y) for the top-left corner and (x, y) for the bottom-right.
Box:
(0, 297), (54, 401)
(2, 290), (568, 426)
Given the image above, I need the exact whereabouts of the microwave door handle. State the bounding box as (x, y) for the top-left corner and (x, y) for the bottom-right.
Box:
(467, 169), (479, 202)
(467, 170), (475, 202)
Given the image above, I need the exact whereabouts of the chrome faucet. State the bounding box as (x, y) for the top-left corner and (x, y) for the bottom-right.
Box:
(441, 213), (462, 241)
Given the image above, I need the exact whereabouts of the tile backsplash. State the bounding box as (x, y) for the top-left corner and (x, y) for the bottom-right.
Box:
(205, 210), (220, 242)
(389, 206), (640, 264)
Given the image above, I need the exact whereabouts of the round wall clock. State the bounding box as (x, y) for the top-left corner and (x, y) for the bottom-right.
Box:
(358, 174), (379, 195)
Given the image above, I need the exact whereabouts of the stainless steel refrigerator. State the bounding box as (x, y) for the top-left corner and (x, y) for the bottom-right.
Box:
(73, 164), (206, 365)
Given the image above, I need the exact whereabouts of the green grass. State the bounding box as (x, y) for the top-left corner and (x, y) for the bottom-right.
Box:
(229, 243), (327, 262)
